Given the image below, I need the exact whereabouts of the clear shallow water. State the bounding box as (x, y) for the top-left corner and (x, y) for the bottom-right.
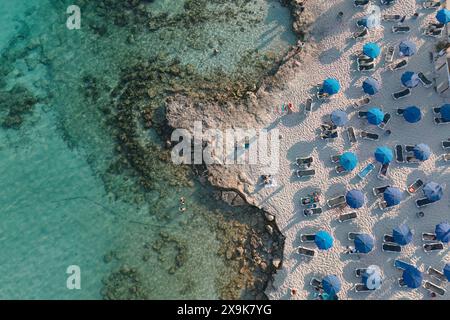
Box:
(0, 0), (294, 299)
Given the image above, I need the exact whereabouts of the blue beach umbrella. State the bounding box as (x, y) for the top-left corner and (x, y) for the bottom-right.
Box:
(374, 146), (393, 164)
(399, 40), (417, 57)
(423, 182), (443, 202)
(315, 230), (334, 250)
(441, 104), (450, 122)
(331, 110), (348, 126)
(362, 265), (382, 290)
(402, 266), (423, 289)
(444, 264), (450, 281)
(393, 224), (413, 245)
(403, 106), (421, 123)
(363, 42), (381, 59)
(367, 107), (384, 125)
(354, 234), (374, 253)
(436, 9), (450, 25)
(346, 189), (365, 209)
(383, 187), (403, 206)
(323, 78), (340, 95)
(435, 223), (450, 243)
(413, 144), (431, 161)
(401, 71), (420, 88)
(362, 77), (381, 95)
(339, 152), (358, 171)
(322, 275), (341, 296)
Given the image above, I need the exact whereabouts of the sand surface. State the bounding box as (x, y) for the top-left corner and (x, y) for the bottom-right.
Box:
(243, 0), (450, 300)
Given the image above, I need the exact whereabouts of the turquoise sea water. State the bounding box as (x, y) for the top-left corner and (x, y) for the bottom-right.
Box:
(0, 0), (294, 299)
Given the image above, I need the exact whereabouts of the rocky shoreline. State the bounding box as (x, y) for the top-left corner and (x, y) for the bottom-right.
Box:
(164, 0), (314, 299)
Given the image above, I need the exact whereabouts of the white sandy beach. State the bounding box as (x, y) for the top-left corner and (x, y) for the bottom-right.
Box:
(241, 0), (449, 300)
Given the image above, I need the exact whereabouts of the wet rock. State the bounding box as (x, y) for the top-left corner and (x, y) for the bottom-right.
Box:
(265, 225), (273, 235)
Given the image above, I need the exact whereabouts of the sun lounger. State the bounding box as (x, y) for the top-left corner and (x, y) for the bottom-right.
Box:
(305, 98), (313, 113)
(424, 281), (446, 296)
(353, 97), (371, 109)
(434, 117), (450, 125)
(343, 245), (358, 255)
(297, 169), (316, 178)
(422, 1), (442, 9)
(392, 26), (410, 33)
(357, 162), (375, 179)
(360, 131), (379, 141)
(355, 268), (367, 277)
(423, 242), (444, 253)
(353, 28), (368, 39)
(398, 278), (408, 287)
(390, 59), (408, 71)
(378, 113), (391, 129)
(442, 140), (450, 150)
(404, 145), (415, 153)
(300, 191), (321, 206)
(442, 153), (450, 161)
(407, 178), (424, 195)
(354, 0), (369, 7)
(321, 123), (337, 131)
(358, 59), (375, 67)
(385, 46), (395, 63)
(310, 277), (323, 289)
(357, 55), (374, 63)
(347, 127), (357, 144)
(395, 145), (405, 163)
(301, 234), (316, 242)
(383, 234), (395, 243)
(327, 195), (346, 208)
(335, 165), (347, 174)
(377, 163), (389, 180)
(428, 22), (445, 29)
(394, 259), (414, 270)
(338, 212), (357, 223)
(379, 200), (397, 210)
(317, 89), (330, 100)
(427, 267), (447, 282)
(358, 63), (375, 72)
(348, 232), (362, 241)
(358, 111), (368, 118)
(330, 155), (341, 163)
(354, 283), (373, 292)
(383, 14), (402, 22)
(406, 155), (420, 163)
(381, 0), (396, 5)
(296, 156), (313, 168)
(422, 233), (437, 241)
(303, 207), (323, 217)
(433, 107), (441, 114)
(320, 132), (338, 140)
(356, 19), (366, 28)
(416, 197), (434, 208)
(424, 28), (443, 38)
(418, 73), (433, 88)
(392, 88), (411, 100)
(298, 246), (315, 257)
(373, 185), (390, 197)
(301, 192), (321, 206)
(382, 243), (402, 252)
